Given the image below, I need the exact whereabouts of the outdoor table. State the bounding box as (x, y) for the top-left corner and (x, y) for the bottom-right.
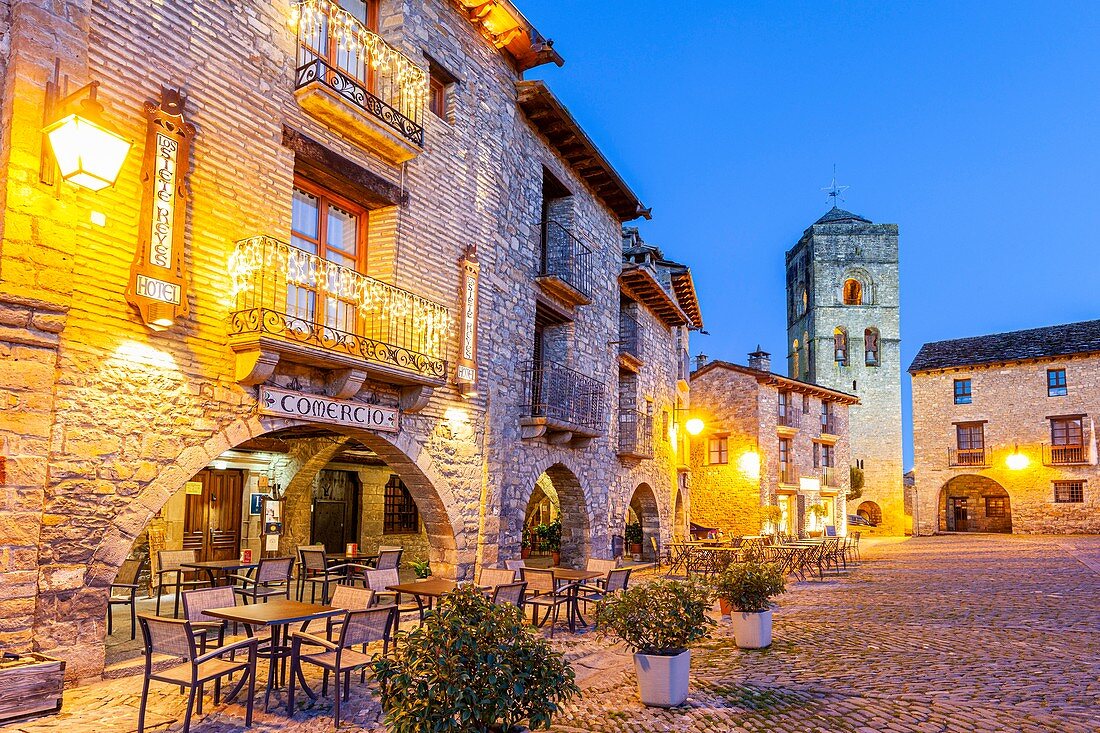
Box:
(182, 559), (258, 587)
(548, 568), (603, 631)
(666, 542), (692, 576)
(685, 546), (740, 576)
(325, 552), (379, 563)
(204, 599), (344, 712)
(386, 577), (462, 620)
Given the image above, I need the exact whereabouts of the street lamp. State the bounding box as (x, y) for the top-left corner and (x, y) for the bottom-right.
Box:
(42, 77), (132, 191)
(684, 417), (705, 436)
(1006, 444), (1029, 470)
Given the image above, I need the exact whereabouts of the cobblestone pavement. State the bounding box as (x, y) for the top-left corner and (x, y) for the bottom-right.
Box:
(6, 535), (1099, 733)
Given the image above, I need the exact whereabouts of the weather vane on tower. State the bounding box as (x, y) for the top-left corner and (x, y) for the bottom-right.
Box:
(821, 165), (849, 208)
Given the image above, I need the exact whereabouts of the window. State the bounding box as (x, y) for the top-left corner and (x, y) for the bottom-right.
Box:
(985, 497), (1007, 517)
(778, 391), (790, 419)
(953, 379), (972, 405)
(1050, 416), (1084, 446)
(842, 279), (862, 305)
(822, 443), (835, 468)
(956, 423), (985, 450)
(833, 327), (848, 365)
(383, 475), (419, 533)
(813, 441), (820, 468)
(426, 58), (458, 122)
(708, 436), (728, 465)
(1047, 369), (1067, 397)
(290, 179), (367, 329)
(802, 394), (810, 414)
(1053, 481), (1085, 503)
(300, 1), (380, 91)
(791, 340), (800, 379)
(865, 328), (879, 366)
(821, 402), (834, 432)
(779, 438), (792, 481)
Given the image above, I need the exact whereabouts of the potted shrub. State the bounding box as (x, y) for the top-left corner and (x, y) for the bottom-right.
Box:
(520, 533), (531, 560)
(597, 578), (714, 707)
(761, 505), (784, 535)
(807, 502), (828, 537)
(373, 584), (577, 732)
(544, 519), (562, 566)
(624, 522), (643, 561)
(714, 561), (786, 649)
(409, 560), (431, 579)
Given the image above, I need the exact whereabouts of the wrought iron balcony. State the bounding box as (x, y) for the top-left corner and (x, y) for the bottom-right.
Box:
(1043, 443), (1089, 466)
(780, 463), (799, 485)
(618, 311), (642, 369)
(292, 0), (426, 161)
(537, 221), (593, 306)
(618, 409), (653, 459)
(778, 407), (801, 429)
(520, 359), (606, 440)
(820, 466), (838, 487)
(949, 448), (987, 467)
(228, 236), (449, 390)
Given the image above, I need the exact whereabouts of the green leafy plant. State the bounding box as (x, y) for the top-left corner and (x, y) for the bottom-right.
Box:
(849, 466), (864, 500)
(760, 505), (784, 531)
(408, 560), (431, 579)
(714, 561), (786, 613)
(597, 578), (715, 656)
(807, 502), (829, 520)
(373, 584), (577, 732)
(543, 519), (562, 552)
(624, 522), (643, 546)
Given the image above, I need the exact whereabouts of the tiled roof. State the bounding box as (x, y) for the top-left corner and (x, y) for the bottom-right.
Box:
(815, 206), (871, 225)
(909, 319), (1100, 373)
(692, 360), (859, 404)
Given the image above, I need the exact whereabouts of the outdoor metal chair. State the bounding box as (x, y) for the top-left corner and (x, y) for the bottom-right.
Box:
(109, 556), (145, 639)
(578, 568), (631, 621)
(479, 566), (520, 587)
(294, 544), (325, 599)
(504, 559), (526, 572)
(231, 556), (293, 604)
(320, 585), (376, 639)
(847, 531), (862, 563)
(521, 568), (577, 638)
(491, 581), (527, 607)
(373, 548), (403, 571)
(155, 550), (210, 618)
(181, 586), (239, 653)
(298, 548), (353, 602)
(136, 614), (258, 733)
(288, 605), (396, 727)
(364, 567), (421, 632)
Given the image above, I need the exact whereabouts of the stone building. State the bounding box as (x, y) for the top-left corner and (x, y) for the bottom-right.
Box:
(0, 0), (700, 681)
(910, 319), (1100, 535)
(785, 206), (906, 533)
(689, 351), (856, 538)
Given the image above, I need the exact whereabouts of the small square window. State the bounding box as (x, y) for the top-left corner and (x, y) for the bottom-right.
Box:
(985, 497), (1007, 517)
(426, 57), (458, 122)
(1047, 369), (1067, 397)
(954, 379), (972, 405)
(1053, 481), (1085, 503)
(708, 436), (728, 465)
(383, 475), (420, 533)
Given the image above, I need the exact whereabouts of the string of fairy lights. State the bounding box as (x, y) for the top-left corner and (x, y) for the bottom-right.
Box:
(289, 0), (428, 102)
(230, 236), (451, 351)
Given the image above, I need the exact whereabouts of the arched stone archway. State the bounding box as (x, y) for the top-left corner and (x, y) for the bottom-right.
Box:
(938, 475), (1012, 533)
(673, 488), (687, 541)
(511, 461), (591, 568)
(857, 500), (882, 526)
(626, 482), (661, 561)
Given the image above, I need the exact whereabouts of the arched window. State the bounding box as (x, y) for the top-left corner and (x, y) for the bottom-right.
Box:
(791, 339), (800, 378)
(843, 279), (863, 305)
(865, 327), (880, 366)
(833, 327), (848, 366)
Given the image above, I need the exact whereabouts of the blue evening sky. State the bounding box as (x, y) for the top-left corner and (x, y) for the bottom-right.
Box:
(523, 0), (1100, 467)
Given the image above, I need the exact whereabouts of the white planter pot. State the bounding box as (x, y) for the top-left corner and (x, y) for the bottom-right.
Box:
(633, 649), (690, 707)
(730, 609), (772, 648)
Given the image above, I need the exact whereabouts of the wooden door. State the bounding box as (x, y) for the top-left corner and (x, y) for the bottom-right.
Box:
(311, 499), (349, 554)
(950, 498), (968, 532)
(182, 469), (243, 562)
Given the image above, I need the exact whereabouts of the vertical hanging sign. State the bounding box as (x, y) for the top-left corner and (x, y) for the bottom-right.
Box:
(456, 246), (479, 396)
(126, 88), (194, 331)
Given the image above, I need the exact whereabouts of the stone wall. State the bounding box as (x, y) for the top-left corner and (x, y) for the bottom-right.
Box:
(911, 356), (1100, 535)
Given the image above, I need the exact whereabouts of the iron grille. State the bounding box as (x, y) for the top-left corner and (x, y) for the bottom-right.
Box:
(618, 409), (653, 458)
(619, 311), (642, 361)
(522, 359), (606, 431)
(540, 221), (594, 299)
(949, 448), (987, 467)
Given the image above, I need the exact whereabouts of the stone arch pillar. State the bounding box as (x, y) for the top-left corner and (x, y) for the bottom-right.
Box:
(279, 436), (353, 555)
(626, 482), (662, 562)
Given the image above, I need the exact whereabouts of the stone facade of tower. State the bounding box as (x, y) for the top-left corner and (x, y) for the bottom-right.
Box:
(785, 207), (907, 533)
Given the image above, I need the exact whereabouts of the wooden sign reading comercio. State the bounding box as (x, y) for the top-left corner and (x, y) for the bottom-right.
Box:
(259, 386), (399, 433)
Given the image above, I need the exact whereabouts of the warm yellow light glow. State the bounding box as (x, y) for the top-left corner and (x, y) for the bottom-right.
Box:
(90, 210), (107, 226)
(444, 407), (469, 425)
(684, 417), (705, 436)
(114, 341), (178, 371)
(1007, 451), (1029, 470)
(44, 109), (131, 191)
(738, 451), (761, 478)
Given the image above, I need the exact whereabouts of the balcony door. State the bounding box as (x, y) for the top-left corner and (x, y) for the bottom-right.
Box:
(300, 1), (380, 90)
(956, 423), (985, 465)
(183, 469), (243, 563)
(289, 180), (367, 338)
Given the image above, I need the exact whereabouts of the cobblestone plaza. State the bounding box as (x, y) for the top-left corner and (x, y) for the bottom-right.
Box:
(8, 535), (1097, 733)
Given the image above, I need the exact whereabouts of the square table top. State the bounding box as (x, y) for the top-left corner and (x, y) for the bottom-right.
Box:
(325, 552), (379, 562)
(182, 560), (259, 571)
(543, 568), (604, 582)
(203, 599), (343, 626)
(387, 577), (460, 598)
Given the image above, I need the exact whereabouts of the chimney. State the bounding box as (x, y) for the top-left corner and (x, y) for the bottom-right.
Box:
(748, 345), (771, 372)
(694, 352), (708, 370)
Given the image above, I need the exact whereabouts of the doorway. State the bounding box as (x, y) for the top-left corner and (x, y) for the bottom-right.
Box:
(949, 497), (968, 532)
(182, 469), (243, 562)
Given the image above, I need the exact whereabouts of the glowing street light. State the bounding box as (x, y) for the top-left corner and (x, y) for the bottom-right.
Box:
(1006, 444), (1029, 471)
(43, 81), (132, 191)
(684, 417), (705, 436)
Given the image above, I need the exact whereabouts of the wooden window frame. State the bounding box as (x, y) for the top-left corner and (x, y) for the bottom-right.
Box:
(1053, 480), (1085, 504)
(1050, 416), (1083, 447)
(984, 496), (1007, 517)
(383, 474), (420, 534)
(956, 422), (985, 450)
(300, 1), (381, 90)
(953, 379), (972, 405)
(292, 176), (369, 270)
(1047, 368), (1068, 397)
(708, 436), (728, 465)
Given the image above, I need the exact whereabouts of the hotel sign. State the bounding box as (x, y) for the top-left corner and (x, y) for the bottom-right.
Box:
(126, 88), (194, 331)
(456, 246), (479, 394)
(259, 386), (399, 433)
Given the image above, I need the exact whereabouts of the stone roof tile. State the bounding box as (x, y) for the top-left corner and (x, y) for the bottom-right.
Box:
(909, 319), (1100, 373)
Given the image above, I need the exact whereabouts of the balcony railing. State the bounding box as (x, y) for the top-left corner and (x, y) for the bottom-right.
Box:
(292, 0), (426, 148)
(778, 408), (801, 429)
(228, 236), (449, 380)
(618, 409), (653, 458)
(780, 463), (799, 485)
(820, 466), (838, 487)
(539, 221), (593, 301)
(949, 448), (987, 467)
(1044, 443), (1089, 466)
(522, 359), (606, 431)
(619, 311), (642, 362)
